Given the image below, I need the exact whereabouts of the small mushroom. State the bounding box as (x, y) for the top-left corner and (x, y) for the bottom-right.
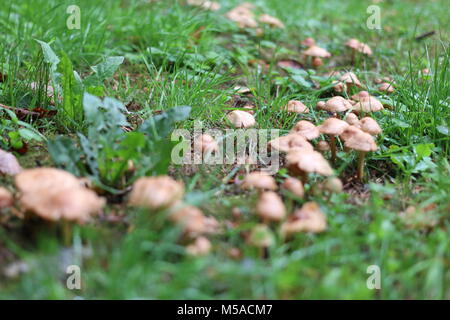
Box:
(345, 112), (360, 128)
(282, 100), (309, 114)
(312, 57), (323, 67)
(281, 177), (304, 198)
(360, 117), (382, 136)
(248, 224), (275, 249)
(280, 201), (327, 237)
(186, 236), (212, 256)
(226, 3), (258, 28)
(196, 134), (219, 154)
(170, 204), (218, 236)
(268, 134), (314, 153)
(351, 96), (384, 113)
(335, 72), (362, 92)
(187, 0), (221, 11)
(128, 176), (184, 210)
(318, 118), (349, 163)
(323, 177), (343, 194)
(302, 44), (331, 67)
(0, 187), (14, 209)
(340, 126), (377, 180)
(345, 38), (372, 63)
(259, 14), (284, 28)
(0, 149), (22, 176)
(286, 149), (333, 183)
(317, 96), (352, 115)
(227, 110), (256, 128)
(301, 37), (316, 47)
(256, 191), (286, 222)
(290, 120), (320, 140)
(316, 140), (330, 153)
(378, 82), (395, 93)
(242, 171), (277, 191)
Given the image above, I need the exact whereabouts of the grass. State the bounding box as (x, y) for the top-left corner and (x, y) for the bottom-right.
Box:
(0, 0), (449, 299)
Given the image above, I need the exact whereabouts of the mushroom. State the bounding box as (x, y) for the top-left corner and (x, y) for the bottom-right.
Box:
(286, 149), (333, 183)
(290, 120), (320, 140)
(280, 201), (327, 237)
(15, 168), (105, 244)
(128, 176), (184, 210)
(0, 187), (14, 209)
(339, 72), (362, 88)
(259, 14), (284, 28)
(268, 134), (314, 153)
(196, 134), (219, 154)
(226, 3), (258, 28)
(256, 191), (286, 222)
(248, 224), (275, 249)
(282, 100), (309, 114)
(187, 0), (221, 11)
(345, 38), (372, 63)
(318, 118), (349, 163)
(378, 82), (395, 93)
(317, 96), (352, 116)
(281, 177), (304, 198)
(345, 112), (360, 128)
(312, 57), (323, 67)
(316, 140), (330, 153)
(302, 45), (331, 67)
(301, 37), (316, 47)
(170, 204), (218, 236)
(322, 177), (343, 194)
(186, 236), (212, 256)
(340, 126), (378, 180)
(351, 95), (384, 113)
(227, 110), (256, 128)
(0, 149), (22, 176)
(360, 117), (382, 136)
(351, 90), (371, 102)
(242, 171), (277, 191)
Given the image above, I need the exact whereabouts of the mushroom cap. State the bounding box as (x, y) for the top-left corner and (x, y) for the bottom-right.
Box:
(19, 187), (105, 223)
(351, 97), (384, 112)
(226, 4), (258, 28)
(312, 57), (323, 67)
(322, 96), (353, 113)
(0, 149), (23, 176)
(259, 14), (284, 28)
(227, 110), (256, 128)
(196, 134), (219, 153)
(15, 168), (82, 194)
(280, 201), (327, 236)
(269, 134), (314, 153)
(316, 140), (330, 152)
(286, 149), (333, 176)
(248, 224), (275, 248)
(256, 191), (286, 222)
(323, 177), (343, 193)
(339, 72), (362, 87)
(351, 91), (371, 101)
(290, 121), (320, 140)
(170, 205), (218, 235)
(378, 82), (395, 93)
(186, 236), (212, 256)
(340, 126), (378, 152)
(318, 118), (349, 135)
(301, 37), (316, 47)
(360, 117), (382, 135)
(345, 38), (372, 56)
(283, 100), (309, 114)
(242, 172), (277, 191)
(0, 187), (14, 209)
(187, 0), (221, 11)
(303, 45), (331, 58)
(345, 112), (360, 127)
(128, 176), (184, 210)
(281, 177), (304, 198)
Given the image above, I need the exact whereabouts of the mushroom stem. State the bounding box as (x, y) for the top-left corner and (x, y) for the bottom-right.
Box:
(330, 135), (337, 164)
(62, 221), (73, 246)
(357, 151), (366, 181)
(299, 171), (309, 185)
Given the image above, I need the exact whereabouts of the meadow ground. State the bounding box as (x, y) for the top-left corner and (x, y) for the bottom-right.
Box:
(0, 0), (449, 299)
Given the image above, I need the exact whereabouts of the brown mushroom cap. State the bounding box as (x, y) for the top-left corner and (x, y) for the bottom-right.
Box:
(242, 172), (277, 191)
(339, 72), (362, 87)
(323, 177), (344, 193)
(269, 134), (314, 153)
(248, 224), (275, 248)
(340, 126), (378, 152)
(186, 236), (212, 256)
(316, 140), (331, 152)
(303, 45), (331, 58)
(351, 91), (371, 101)
(283, 100), (309, 114)
(351, 96), (384, 112)
(259, 14), (284, 28)
(281, 177), (304, 198)
(301, 37), (316, 47)
(286, 150), (334, 176)
(227, 110), (256, 128)
(360, 117), (382, 135)
(345, 112), (360, 127)
(378, 82), (395, 93)
(0, 149), (23, 176)
(0, 187), (14, 209)
(170, 205), (218, 235)
(187, 0), (221, 11)
(322, 96), (353, 113)
(226, 4), (258, 28)
(280, 201), (327, 236)
(128, 176), (184, 210)
(196, 134), (219, 153)
(290, 120), (320, 140)
(256, 191), (286, 222)
(15, 168), (105, 223)
(318, 118), (349, 136)
(345, 38), (372, 56)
